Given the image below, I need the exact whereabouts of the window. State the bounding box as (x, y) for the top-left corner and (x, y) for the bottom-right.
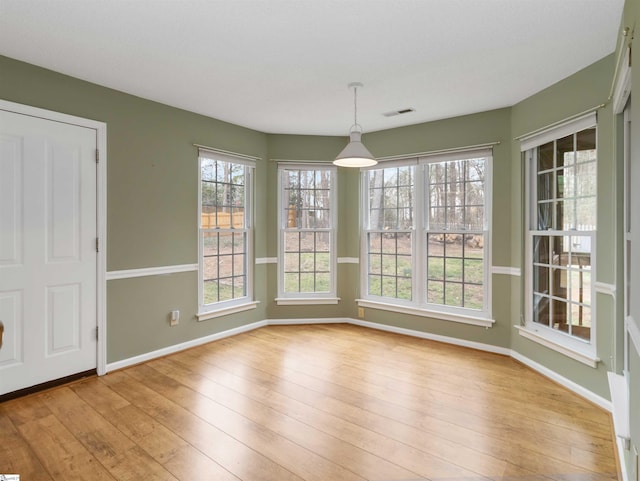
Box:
(366, 165), (414, 300)
(277, 164), (337, 303)
(361, 148), (492, 323)
(523, 115), (596, 352)
(426, 158), (486, 310)
(198, 150), (254, 317)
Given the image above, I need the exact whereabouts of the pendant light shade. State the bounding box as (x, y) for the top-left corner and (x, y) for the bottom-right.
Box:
(333, 83), (377, 167)
(334, 130), (377, 167)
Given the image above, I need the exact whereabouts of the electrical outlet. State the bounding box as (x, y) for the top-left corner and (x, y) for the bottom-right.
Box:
(358, 307), (364, 318)
(170, 310), (180, 326)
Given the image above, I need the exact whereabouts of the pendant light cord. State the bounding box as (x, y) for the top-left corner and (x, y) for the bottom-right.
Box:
(334, 81), (377, 167)
(354, 85), (358, 128)
(351, 83), (363, 132)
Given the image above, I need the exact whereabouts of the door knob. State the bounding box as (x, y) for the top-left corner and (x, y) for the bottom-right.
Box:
(0, 321), (4, 349)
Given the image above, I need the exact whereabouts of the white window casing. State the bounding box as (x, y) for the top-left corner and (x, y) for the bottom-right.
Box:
(520, 113), (596, 152)
(521, 114), (598, 361)
(276, 163), (338, 303)
(359, 147), (493, 323)
(198, 148), (255, 317)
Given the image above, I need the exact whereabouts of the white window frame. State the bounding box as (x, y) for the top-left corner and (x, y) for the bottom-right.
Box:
(197, 149), (256, 320)
(358, 148), (493, 326)
(520, 113), (598, 365)
(360, 161), (416, 307)
(276, 163), (338, 305)
(623, 101), (633, 374)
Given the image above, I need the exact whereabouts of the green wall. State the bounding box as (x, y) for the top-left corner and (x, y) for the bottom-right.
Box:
(0, 52), (613, 362)
(265, 134), (360, 319)
(1, 34), (635, 473)
(0, 55), (269, 362)
(509, 55), (617, 399)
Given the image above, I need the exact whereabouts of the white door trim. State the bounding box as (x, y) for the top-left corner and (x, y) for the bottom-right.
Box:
(0, 99), (107, 377)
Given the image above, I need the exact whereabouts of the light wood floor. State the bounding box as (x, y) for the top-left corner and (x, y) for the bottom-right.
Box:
(0, 324), (619, 481)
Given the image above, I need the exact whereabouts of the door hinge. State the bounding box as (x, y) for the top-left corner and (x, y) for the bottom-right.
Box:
(96, 326), (99, 341)
(95, 149), (99, 163)
(96, 237), (99, 253)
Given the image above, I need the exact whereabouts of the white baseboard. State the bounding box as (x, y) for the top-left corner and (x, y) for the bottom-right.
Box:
(107, 317), (509, 374)
(106, 320), (268, 372)
(268, 318), (350, 325)
(106, 318), (349, 372)
(350, 318), (612, 413)
(106, 317), (611, 416)
(616, 436), (631, 481)
(510, 350), (611, 412)
(348, 318), (511, 355)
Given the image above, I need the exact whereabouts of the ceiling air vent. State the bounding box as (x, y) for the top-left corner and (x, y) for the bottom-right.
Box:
(383, 108), (415, 117)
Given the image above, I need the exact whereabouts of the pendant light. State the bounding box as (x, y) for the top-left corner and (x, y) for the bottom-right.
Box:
(333, 82), (377, 167)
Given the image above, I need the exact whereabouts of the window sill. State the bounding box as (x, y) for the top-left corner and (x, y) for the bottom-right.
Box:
(197, 301), (259, 321)
(515, 325), (600, 368)
(275, 297), (340, 306)
(356, 299), (494, 328)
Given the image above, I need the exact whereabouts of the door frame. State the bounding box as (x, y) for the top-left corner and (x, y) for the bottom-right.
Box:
(0, 99), (107, 376)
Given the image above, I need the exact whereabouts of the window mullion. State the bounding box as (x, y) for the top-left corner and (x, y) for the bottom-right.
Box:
(298, 231), (302, 292)
(414, 164), (424, 306)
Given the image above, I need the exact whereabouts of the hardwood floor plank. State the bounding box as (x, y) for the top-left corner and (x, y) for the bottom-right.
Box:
(125, 363), (366, 481)
(4, 397), (116, 481)
(153, 354), (544, 481)
(312, 324), (605, 407)
(71, 378), (241, 481)
(147, 355), (421, 481)
(0, 408), (53, 480)
(250, 325), (612, 433)
(185, 327), (616, 480)
(100, 369), (305, 481)
(249, 326), (617, 464)
(246, 325), (614, 440)
(168, 345), (487, 481)
(2, 394), (54, 426)
(334, 324), (613, 427)
(0, 324), (618, 481)
(176, 341), (599, 481)
(42, 387), (178, 481)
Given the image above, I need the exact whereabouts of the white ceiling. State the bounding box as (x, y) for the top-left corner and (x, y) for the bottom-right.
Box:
(0, 0), (624, 135)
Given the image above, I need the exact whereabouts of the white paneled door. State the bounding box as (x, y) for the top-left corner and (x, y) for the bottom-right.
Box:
(0, 108), (98, 395)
